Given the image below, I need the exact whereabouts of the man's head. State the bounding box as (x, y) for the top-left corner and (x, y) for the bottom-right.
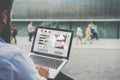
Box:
(0, 0), (14, 43)
(12, 24), (16, 30)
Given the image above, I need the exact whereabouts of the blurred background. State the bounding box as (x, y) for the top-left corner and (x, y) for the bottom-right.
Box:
(12, 0), (120, 39)
(12, 1), (120, 80)
(13, 0), (120, 19)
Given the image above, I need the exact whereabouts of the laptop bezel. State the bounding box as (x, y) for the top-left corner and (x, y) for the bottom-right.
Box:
(31, 26), (73, 60)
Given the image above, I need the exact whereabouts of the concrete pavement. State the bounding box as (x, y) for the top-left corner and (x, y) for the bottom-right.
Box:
(16, 37), (120, 80)
(16, 37), (120, 52)
(72, 38), (120, 49)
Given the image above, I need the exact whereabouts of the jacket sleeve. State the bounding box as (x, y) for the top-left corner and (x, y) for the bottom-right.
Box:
(0, 52), (47, 80)
(10, 51), (47, 80)
(0, 57), (14, 80)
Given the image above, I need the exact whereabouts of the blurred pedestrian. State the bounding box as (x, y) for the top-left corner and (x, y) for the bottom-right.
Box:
(92, 24), (99, 40)
(27, 21), (34, 41)
(84, 24), (93, 44)
(76, 25), (83, 44)
(90, 24), (94, 40)
(11, 24), (18, 44)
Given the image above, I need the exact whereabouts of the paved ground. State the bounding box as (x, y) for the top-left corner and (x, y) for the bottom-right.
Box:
(16, 37), (120, 80)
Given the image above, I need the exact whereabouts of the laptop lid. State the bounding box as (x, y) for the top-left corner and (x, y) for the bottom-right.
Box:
(31, 26), (73, 60)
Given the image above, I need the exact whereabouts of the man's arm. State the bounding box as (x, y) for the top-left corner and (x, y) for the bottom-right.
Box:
(0, 57), (14, 80)
(10, 49), (48, 80)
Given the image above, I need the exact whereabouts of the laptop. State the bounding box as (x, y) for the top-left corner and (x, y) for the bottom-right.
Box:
(29, 26), (73, 79)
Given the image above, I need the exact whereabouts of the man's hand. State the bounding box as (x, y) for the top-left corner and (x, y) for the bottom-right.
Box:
(36, 64), (49, 78)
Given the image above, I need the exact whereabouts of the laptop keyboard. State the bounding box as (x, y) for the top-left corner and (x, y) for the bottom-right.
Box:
(30, 55), (63, 69)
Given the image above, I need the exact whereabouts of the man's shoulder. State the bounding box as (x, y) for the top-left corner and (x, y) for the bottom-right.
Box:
(0, 43), (23, 60)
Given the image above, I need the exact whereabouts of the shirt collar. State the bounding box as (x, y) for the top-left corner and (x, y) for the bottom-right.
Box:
(0, 37), (5, 43)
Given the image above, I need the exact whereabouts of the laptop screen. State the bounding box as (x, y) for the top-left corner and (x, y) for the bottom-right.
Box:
(32, 27), (72, 58)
